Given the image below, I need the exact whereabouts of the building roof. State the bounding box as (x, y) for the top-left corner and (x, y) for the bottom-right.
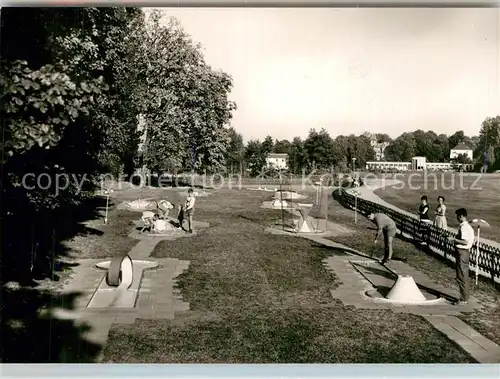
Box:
(452, 143), (471, 151)
(267, 153), (288, 158)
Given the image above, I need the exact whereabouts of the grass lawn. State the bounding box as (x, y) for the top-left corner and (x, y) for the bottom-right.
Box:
(327, 195), (500, 347)
(63, 188), (185, 259)
(102, 188), (473, 363)
(373, 173), (500, 242)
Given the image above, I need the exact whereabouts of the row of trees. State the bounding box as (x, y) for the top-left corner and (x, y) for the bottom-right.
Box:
(224, 119), (500, 177)
(225, 128), (378, 176)
(1, 8), (236, 280)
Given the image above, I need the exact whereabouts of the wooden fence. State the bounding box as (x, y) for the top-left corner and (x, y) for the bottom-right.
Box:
(333, 188), (500, 284)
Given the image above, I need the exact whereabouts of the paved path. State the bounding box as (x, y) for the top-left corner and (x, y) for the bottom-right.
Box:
(51, 217), (210, 362)
(266, 211), (500, 363)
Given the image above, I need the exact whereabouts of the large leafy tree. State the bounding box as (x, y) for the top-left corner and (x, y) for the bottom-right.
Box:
(1, 7), (146, 280)
(303, 128), (338, 171)
(141, 11), (236, 176)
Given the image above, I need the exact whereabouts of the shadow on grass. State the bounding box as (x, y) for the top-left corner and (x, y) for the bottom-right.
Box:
(0, 285), (101, 362)
(1, 196), (110, 362)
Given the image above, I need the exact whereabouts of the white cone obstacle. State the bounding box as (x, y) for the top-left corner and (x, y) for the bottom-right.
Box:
(386, 275), (426, 302)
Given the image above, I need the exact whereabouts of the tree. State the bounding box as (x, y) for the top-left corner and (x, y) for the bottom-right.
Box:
(385, 132), (416, 161)
(141, 10), (236, 175)
(288, 137), (305, 174)
(1, 8), (145, 281)
(274, 139), (291, 154)
(354, 134), (376, 168)
(225, 127), (245, 174)
(261, 135), (274, 154)
(244, 139), (265, 177)
(433, 134), (450, 162)
(303, 128), (337, 171)
(448, 130), (466, 150)
(477, 116), (500, 171)
(375, 133), (392, 143)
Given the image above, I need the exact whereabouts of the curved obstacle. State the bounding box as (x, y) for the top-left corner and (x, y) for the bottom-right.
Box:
(88, 257), (159, 308)
(104, 255), (134, 288)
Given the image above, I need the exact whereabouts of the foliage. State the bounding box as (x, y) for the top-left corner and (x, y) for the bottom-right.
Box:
(477, 116), (500, 171)
(0, 7), (146, 281)
(302, 129), (335, 171)
(274, 139), (291, 154)
(1, 60), (107, 161)
(141, 10), (236, 176)
(225, 127), (245, 174)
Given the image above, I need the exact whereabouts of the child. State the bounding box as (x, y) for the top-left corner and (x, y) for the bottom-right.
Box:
(177, 203), (184, 229)
(184, 188), (196, 233)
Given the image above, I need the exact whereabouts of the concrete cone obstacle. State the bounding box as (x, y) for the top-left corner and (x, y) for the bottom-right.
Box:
(296, 203), (314, 233)
(386, 275), (426, 302)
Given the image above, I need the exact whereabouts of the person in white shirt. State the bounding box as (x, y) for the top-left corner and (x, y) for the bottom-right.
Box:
(140, 211), (156, 233)
(157, 200), (174, 219)
(448, 208), (475, 305)
(152, 214), (167, 233)
(183, 188), (196, 233)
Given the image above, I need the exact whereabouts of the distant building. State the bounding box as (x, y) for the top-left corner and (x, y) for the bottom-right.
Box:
(365, 133), (390, 161)
(450, 143), (473, 161)
(266, 153), (288, 170)
(367, 156), (473, 172)
(366, 161), (411, 172)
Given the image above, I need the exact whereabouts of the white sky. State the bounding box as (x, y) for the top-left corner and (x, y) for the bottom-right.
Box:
(152, 7), (500, 142)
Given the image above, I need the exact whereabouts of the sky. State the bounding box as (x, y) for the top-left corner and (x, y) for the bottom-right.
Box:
(152, 7), (500, 142)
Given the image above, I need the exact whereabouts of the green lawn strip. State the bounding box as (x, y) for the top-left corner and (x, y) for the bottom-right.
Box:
(102, 189), (474, 363)
(62, 206), (140, 259)
(373, 175), (500, 243)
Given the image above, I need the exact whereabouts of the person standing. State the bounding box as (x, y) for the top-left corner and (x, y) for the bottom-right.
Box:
(183, 188), (196, 233)
(448, 208), (475, 305)
(418, 195), (431, 244)
(434, 196), (448, 230)
(368, 213), (398, 265)
(177, 203), (184, 229)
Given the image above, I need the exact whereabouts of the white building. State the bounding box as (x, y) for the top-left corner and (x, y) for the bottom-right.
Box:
(367, 157), (472, 172)
(450, 143), (473, 161)
(412, 156), (427, 170)
(266, 153), (288, 170)
(366, 161), (411, 171)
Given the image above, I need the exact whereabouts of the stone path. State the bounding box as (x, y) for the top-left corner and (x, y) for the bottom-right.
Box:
(266, 214), (500, 363)
(50, 216), (210, 362)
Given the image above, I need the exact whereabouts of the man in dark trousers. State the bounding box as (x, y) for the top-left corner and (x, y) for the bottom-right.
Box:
(368, 212), (398, 265)
(448, 208), (475, 305)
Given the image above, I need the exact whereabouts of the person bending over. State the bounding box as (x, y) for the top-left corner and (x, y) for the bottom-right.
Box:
(368, 212), (398, 265)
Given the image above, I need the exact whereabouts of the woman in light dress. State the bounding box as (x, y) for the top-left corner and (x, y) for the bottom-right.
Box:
(434, 196), (448, 230)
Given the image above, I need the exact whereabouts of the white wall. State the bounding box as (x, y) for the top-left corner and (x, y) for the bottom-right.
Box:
(450, 149), (473, 161)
